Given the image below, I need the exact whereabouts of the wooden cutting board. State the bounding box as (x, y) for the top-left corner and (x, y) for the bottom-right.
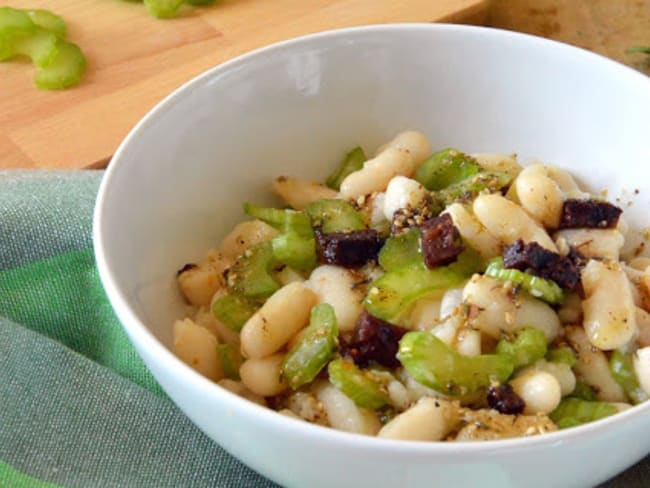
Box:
(0, 0), (487, 169)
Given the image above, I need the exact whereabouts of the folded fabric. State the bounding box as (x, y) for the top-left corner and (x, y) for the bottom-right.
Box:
(0, 170), (647, 487)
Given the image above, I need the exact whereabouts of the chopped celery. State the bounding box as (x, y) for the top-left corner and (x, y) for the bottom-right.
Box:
(366, 248), (480, 321)
(282, 304), (338, 390)
(546, 347), (577, 367)
(328, 358), (390, 409)
(571, 381), (597, 401)
(26, 9), (66, 37)
(143, 0), (185, 18)
(227, 242), (280, 299)
(271, 231), (316, 271)
(485, 257), (564, 304)
(550, 398), (618, 429)
(0, 7), (86, 90)
(364, 261), (467, 321)
(378, 227), (421, 271)
(610, 350), (648, 404)
(398, 332), (514, 396)
(415, 148), (480, 191)
(305, 199), (366, 233)
(243, 203), (313, 237)
(186, 0), (219, 4)
(35, 40), (86, 90)
(496, 328), (547, 369)
(216, 344), (243, 380)
(430, 172), (513, 212)
(212, 294), (258, 332)
(326, 146), (367, 190)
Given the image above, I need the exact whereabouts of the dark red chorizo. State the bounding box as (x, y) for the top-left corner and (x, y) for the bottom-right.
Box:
(315, 229), (384, 268)
(420, 214), (464, 269)
(342, 310), (408, 368)
(502, 240), (581, 290)
(558, 199), (622, 229)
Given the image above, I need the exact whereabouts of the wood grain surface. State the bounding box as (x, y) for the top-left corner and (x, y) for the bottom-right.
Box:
(0, 0), (488, 169)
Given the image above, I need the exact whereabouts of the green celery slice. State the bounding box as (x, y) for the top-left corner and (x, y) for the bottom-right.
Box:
(243, 203), (313, 237)
(282, 303), (338, 390)
(212, 294), (258, 332)
(35, 40), (86, 90)
(546, 347), (577, 367)
(550, 398), (618, 429)
(496, 328), (547, 369)
(328, 358), (390, 409)
(305, 199), (366, 233)
(398, 332), (514, 396)
(26, 9), (66, 37)
(430, 172), (513, 213)
(610, 350), (648, 405)
(216, 343), (243, 380)
(326, 146), (367, 190)
(143, 0), (185, 18)
(415, 148), (480, 191)
(571, 381), (597, 401)
(227, 242), (280, 299)
(378, 227), (421, 271)
(484, 257), (564, 304)
(271, 231), (317, 271)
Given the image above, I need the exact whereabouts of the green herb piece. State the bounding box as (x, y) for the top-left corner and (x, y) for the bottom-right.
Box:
(282, 303), (338, 390)
(216, 343), (243, 380)
(213, 294), (258, 332)
(328, 358), (390, 409)
(496, 328), (547, 369)
(550, 398), (618, 429)
(484, 257), (564, 304)
(398, 332), (514, 396)
(326, 146), (367, 190)
(305, 199), (366, 233)
(610, 349), (648, 405)
(415, 148), (480, 191)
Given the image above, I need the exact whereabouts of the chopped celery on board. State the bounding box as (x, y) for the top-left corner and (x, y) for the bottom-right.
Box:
(0, 6), (86, 89)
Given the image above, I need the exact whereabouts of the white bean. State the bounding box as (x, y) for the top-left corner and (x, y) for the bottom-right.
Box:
(633, 347), (650, 397)
(581, 259), (637, 350)
(545, 165), (589, 198)
(306, 265), (364, 332)
(272, 176), (338, 210)
(375, 130), (432, 166)
(530, 360), (576, 397)
(473, 194), (557, 251)
(221, 220), (279, 261)
(176, 249), (230, 307)
(443, 203), (501, 260)
(404, 291), (444, 331)
(566, 326), (626, 402)
(555, 229), (624, 261)
(314, 381), (381, 435)
(378, 398), (459, 441)
(382, 176), (429, 220)
(173, 318), (223, 381)
(455, 328), (482, 357)
(240, 282), (317, 358)
(557, 292), (583, 325)
(339, 148), (416, 199)
(636, 307), (650, 348)
(239, 353), (287, 397)
(276, 266), (306, 286)
(514, 164), (564, 228)
(510, 370), (561, 415)
(463, 275), (560, 341)
(471, 153), (522, 178)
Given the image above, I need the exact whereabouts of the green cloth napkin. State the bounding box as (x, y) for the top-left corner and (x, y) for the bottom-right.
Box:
(0, 170), (648, 487)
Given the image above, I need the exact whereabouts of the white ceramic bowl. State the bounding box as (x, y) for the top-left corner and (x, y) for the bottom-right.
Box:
(94, 24), (650, 488)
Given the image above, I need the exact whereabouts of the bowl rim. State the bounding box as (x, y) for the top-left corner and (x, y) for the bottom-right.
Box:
(94, 22), (650, 456)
